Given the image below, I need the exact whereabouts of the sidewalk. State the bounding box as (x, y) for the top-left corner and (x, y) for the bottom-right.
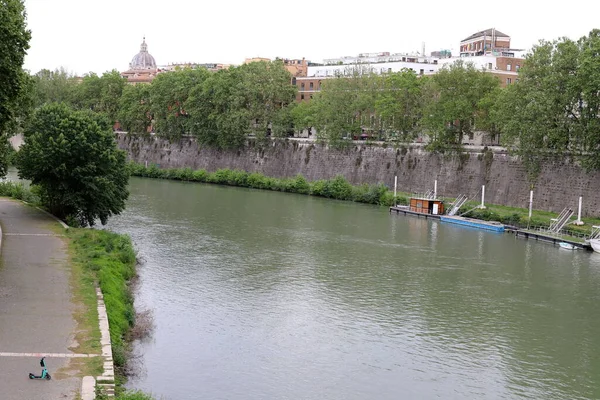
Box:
(0, 199), (82, 399)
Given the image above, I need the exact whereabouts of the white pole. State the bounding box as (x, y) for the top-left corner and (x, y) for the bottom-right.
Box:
(528, 190), (533, 219)
(434, 180), (437, 199)
(577, 196), (583, 224)
(394, 176), (397, 206)
(481, 185), (486, 209)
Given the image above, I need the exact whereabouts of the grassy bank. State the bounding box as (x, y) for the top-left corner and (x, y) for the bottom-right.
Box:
(128, 163), (405, 206)
(68, 228), (154, 399)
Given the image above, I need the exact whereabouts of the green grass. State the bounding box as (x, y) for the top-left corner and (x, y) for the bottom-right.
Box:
(67, 228), (137, 372)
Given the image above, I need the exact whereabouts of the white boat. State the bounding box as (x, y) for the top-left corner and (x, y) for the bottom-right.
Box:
(590, 239), (600, 253)
(558, 242), (577, 250)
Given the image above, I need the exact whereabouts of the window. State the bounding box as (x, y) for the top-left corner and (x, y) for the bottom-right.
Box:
(507, 64), (512, 71)
(488, 63), (492, 69)
(506, 78), (512, 84)
(291, 77), (296, 86)
(310, 95), (313, 99)
(419, 69), (424, 75)
(388, 68), (392, 73)
(301, 83), (305, 89)
(309, 82), (313, 89)
(301, 94), (305, 100)
(515, 65), (520, 71)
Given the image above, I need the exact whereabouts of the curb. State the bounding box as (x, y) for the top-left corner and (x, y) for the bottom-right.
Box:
(96, 287), (115, 397)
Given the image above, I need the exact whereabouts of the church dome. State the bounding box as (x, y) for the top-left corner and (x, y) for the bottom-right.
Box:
(130, 38), (156, 70)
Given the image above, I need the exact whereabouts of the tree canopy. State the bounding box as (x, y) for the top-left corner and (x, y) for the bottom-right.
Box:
(0, 0), (31, 175)
(495, 30), (600, 172)
(16, 103), (129, 227)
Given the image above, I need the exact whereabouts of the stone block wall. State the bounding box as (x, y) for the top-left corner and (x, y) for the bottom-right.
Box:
(117, 133), (600, 217)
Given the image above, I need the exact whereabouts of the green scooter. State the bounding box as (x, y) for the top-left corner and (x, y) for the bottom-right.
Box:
(29, 357), (51, 380)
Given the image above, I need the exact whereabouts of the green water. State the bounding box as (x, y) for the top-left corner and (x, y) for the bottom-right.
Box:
(102, 177), (600, 400)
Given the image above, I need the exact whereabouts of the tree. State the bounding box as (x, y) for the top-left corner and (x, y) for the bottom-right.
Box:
(73, 70), (127, 125)
(31, 68), (78, 108)
(16, 103), (129, 227)
(0, 0), (31, 175)
(118, 83), (152, 134)
(150, 68), (210, 139)
(375, 69), (427, 142)
(495, 30), (600, 171)
(422, 60), (500, 150)
(312, 65), (380, 145)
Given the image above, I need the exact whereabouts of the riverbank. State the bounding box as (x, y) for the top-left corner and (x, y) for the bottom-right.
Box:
(0, 181), (153, 399)
(127, 163), (600, 237)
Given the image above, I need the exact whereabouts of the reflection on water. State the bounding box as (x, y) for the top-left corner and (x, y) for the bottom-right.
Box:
(101, 177), (600, 400)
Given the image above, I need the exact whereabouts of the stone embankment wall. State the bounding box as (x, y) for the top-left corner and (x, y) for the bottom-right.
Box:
(116, 133), (600, 217)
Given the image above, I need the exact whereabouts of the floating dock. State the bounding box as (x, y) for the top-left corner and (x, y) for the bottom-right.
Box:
(440, 215), (505, 232)
(389, 206), (441, 220)
(514, 230), (591, 250)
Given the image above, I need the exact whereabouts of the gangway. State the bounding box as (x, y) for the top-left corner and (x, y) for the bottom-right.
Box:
(548, 208), (573, 233)
(589, 225), (600, 240)
(447, 194), (468, 216)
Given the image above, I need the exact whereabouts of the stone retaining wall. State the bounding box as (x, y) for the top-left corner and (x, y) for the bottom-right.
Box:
(116, 133), (600, 217)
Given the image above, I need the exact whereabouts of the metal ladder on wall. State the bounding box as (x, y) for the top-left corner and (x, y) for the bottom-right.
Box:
(447, 194), (468, 216)
(548, 208), (574, 233)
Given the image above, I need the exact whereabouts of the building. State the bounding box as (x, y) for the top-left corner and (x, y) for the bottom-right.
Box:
(453, 28), (525, 87)
(160, 62), (231, 72)
(121, 38), (160, 84)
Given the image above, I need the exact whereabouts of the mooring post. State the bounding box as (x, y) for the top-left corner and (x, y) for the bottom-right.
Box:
(394, 176), (397, 206)
(575, 196), (584, 225)
(480, 185), (486, 209)
(528, 190), (533, 219)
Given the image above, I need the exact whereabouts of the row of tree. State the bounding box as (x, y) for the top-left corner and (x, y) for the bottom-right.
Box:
(21, 30), (600, 175)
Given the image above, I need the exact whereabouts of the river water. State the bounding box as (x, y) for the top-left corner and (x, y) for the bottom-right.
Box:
(102, 177), (600, 400)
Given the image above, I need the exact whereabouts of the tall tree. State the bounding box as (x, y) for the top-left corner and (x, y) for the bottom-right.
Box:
(422, 60), (500, 151)
(150, 67), (210, 139)
(16, 103), (129, 227)
(118, 83), (152, 134)
(375, 69), (427, 142)
(0, 0), (31, 175)
(31, 68), (78, 108)
(312, 65), (380, 145)
(494, 30), (600, 172)
(73, 70), (126, 124)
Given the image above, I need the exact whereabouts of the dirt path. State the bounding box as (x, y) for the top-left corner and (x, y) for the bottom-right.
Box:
(0, 199), (83, 399)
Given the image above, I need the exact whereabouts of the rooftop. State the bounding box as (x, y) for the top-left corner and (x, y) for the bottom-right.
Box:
(462, 28), (509, 42)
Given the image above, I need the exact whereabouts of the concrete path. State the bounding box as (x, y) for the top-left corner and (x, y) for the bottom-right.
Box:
(0, 199), (82, 399)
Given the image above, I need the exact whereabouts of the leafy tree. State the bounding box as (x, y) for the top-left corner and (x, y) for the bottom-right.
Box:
(0, 0), (31, 175)
(118, 83), (152, 134)
(150, 68), (210, 139)
(236, 60), (296, 140)
(31, 68), (78, 108)
(495, 30), (600, 171)
(73, 70), (126, 124)
(312, 65), (379, 145)
(422, 60), (500, 150)
(375, 69), (427, 142)
(187, 67), (247, 148)
(16, 103), (129, 227)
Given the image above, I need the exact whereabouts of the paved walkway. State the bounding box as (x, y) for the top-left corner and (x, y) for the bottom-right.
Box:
(0, 199), (82, 399)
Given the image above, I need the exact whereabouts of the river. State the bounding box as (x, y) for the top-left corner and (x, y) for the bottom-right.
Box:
(100, 177), (600, 399)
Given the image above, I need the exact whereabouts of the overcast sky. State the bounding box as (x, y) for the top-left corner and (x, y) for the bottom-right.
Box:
(22, 0), (600, 76)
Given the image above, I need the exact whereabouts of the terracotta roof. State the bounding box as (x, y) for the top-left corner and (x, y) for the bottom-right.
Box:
(461, 29), (509, 42)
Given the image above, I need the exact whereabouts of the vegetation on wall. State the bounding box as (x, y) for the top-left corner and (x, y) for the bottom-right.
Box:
(127, 162), (407, 207)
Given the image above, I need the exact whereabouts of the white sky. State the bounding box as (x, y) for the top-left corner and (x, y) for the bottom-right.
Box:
(22, 0), (600, 76)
